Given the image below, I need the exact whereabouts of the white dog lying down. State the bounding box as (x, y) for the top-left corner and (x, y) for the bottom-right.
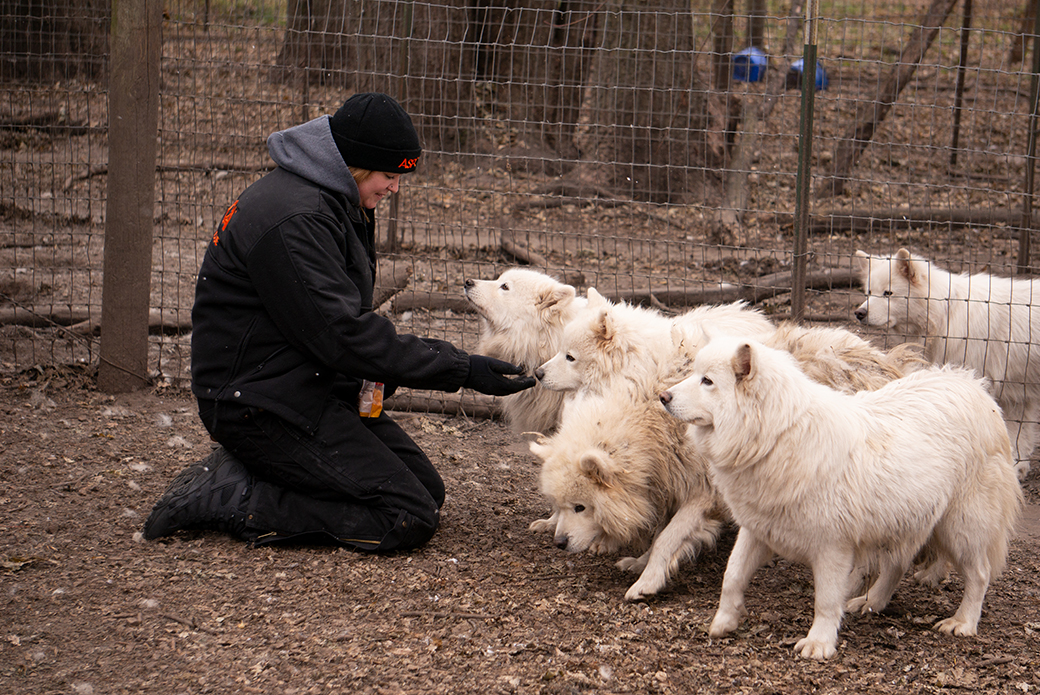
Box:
(528, 389), (729, 601)
(661, 336), (1022, 660)
(463, 268), (586, 435)
(855, 248), (1040, 481)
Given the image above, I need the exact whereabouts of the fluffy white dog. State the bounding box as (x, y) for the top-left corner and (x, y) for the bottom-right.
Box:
(535, 287), (774, 398)
(855, 248), (1040, 480)
(528, 390), (729, 601)
(463, 268), (586, 435)
(661, 336), (1022, 660)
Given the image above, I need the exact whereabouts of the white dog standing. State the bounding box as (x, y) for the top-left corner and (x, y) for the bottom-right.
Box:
(855, 248), (1040, 480)
(661, 336), (1022, 660)
(463, 268), (586, 435)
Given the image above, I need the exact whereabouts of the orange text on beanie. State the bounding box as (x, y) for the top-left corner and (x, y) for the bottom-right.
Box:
(329, 93), (422, 174)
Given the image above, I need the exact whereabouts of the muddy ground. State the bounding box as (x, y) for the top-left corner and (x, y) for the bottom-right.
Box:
(0, 364), (1038, 695)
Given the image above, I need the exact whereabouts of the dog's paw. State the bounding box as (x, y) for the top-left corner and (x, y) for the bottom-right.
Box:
(933, 617), (977, 637)
(528, 517), (555, 533)
(913, 559), (950, 587)
(623, 573), (666, 602)
(708, 609), (743, 638)
(794, 636), (837, 660)
(845, 595), (869, 615)
(589, 537), (622, 555)
(616, 554), (649, 574)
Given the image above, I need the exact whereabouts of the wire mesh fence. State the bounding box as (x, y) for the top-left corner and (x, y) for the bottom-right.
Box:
(0, 0), (1038, 406)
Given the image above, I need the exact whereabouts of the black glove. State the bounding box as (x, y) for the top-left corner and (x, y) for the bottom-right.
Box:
(464, 355), (537, 396)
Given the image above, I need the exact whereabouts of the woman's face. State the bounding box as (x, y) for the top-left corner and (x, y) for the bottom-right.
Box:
(357, 171), (401, 209)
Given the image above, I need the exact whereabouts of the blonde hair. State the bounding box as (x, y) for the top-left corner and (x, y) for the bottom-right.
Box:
(349, 166), (373, 185)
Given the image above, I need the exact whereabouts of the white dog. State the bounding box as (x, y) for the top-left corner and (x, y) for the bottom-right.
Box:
(463, 268), (586, 435)
(535, 287), (775, 397)
(528, 390), (729, 601)
(855, 248), (1040, 480)
(661, 336), (1022, 660)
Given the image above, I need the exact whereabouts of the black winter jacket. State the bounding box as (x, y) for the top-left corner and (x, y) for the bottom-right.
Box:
(191, 116), (470, 432)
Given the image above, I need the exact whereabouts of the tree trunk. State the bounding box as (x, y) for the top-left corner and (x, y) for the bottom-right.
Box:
(272, 0), (477, 155)
(0, 0), (109, 80)
(469, 0), (597, 164)
(273, 0), (352, 86)
(712, 0), (735, 91)
(574, 0), (721, 204)
(715, 0), (804, 240)
(818, 0), (959, 198)
(746, 0), (767, 49)
(1010, 0), (1038, 64)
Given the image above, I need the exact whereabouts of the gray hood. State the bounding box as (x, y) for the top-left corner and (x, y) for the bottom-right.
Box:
(267, 116), (359, 203)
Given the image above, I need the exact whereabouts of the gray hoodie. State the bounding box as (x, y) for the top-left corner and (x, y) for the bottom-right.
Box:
(266, 116), (360, 204)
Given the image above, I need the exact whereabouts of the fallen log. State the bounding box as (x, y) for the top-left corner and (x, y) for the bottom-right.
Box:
(0, 266), (416, 335)
(389, 267), (859, 314)
(763, 207), (1025, 233)
(383, 391), (500, 420)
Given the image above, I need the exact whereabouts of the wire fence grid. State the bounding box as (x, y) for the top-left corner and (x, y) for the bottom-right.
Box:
(0, 0), (1037, 410)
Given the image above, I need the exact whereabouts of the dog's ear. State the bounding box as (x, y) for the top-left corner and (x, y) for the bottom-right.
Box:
(591, 306), (618, 344)
(586, 287), (607, 309)
(732, 343), (754, 383)
(538, 284), (576, 312)
(853, 249), (870, 275)
(579, 449), (617, 489)
(894, 248), (919, 285)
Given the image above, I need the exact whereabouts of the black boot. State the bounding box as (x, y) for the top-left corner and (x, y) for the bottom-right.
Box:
(143, 447), (253, 540)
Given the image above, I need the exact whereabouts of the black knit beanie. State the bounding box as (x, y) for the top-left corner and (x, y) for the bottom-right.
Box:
(329, 93), (422, 174)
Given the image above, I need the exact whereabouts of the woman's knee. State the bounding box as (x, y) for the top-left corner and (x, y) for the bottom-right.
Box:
(377, 506), (440, 551)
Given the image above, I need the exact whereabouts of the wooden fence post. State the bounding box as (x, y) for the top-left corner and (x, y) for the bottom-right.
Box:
(99, 0), (161, 392)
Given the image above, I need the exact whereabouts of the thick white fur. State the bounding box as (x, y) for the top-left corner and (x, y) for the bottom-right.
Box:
(762, 322), (924, 394)
(662, 337), (1022, 660)
(535, 287), (775, 398)
(464, 268), (586, 435)
(528, 390), (729, 601)
(855, 248), (1040, 480)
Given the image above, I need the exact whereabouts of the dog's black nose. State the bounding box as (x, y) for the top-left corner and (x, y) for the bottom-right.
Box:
(554, 537), (568, 550)
(659, 390), (672, 405)
(463, 278), (474, 289)
(854, 307), (867, 322)
(534, 367), (545, 380)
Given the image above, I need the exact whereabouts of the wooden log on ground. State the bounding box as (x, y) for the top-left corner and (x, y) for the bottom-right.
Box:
(763, 207), (1025, 233)
(383, 391), (501, 420)
(387, 267), (860, 314)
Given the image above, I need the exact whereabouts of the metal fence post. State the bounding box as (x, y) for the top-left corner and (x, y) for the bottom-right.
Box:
(790, 0), (819, 322)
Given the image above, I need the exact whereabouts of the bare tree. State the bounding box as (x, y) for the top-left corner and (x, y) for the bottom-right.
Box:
(0, 0), (109, 80)
(566, 0), (723, 204)
(817, 0), (959, 198)
(273, 0), (352, 86)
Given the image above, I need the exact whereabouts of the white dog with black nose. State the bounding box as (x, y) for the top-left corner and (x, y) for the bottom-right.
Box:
(660, 336), (1022, 660)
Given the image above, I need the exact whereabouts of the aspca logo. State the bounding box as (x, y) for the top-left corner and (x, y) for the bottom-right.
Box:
(397, 157), (419, 171)
(213, 199), (238, 245)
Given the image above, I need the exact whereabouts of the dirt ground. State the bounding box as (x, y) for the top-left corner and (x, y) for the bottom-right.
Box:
(0, 365), (1038, 695)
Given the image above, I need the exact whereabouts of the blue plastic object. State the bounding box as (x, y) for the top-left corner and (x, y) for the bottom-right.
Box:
(787, 58), (829, 91)
(732, 47), (768, 83)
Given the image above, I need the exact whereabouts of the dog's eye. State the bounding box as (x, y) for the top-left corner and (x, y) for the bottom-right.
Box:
(882, 290), (893, 297)
(574, 504), (585, 513)
(565, 353), (575, 362)
(701, 375), (713, 386)
(500, 283), (509, 291)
